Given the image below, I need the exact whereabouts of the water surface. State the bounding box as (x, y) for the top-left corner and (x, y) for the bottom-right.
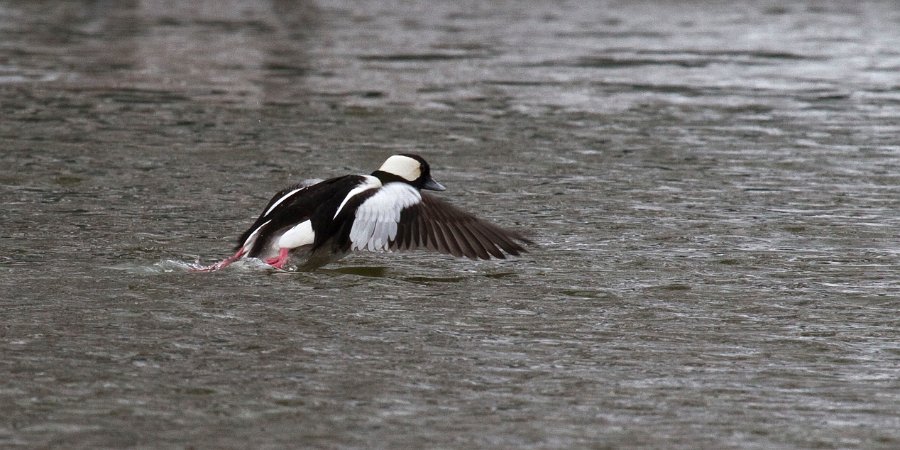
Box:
(2, 1), (899, 448)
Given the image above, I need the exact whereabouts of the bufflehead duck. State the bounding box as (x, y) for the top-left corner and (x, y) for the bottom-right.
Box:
(194, 154), (531, 271)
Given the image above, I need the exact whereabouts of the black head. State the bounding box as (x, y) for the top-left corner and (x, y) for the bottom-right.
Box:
(372, 154), (445, 191)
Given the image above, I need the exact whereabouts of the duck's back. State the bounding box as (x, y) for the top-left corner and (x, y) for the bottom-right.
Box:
(239, 175), (373, 258)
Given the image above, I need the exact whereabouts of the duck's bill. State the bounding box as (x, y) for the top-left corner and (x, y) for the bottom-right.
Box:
(423, 176), (446, 191)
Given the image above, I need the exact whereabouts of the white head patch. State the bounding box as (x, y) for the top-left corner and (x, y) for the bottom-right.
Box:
(378, 155), (421, 182)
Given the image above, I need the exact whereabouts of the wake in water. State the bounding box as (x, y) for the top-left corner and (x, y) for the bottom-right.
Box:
(148, 258), (275, 273)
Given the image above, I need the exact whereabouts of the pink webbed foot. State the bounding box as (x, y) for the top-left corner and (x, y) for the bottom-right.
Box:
(190, 248), (245, 272)
(264, 248), (291, 270)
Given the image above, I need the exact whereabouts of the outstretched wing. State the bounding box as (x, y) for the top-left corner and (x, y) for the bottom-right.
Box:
(348, 183), (422, 252)
(348, 183), (531, 259)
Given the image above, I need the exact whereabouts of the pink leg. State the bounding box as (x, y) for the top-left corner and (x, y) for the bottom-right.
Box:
(264, 248), (290, 269)
(190, 248), (245, 272)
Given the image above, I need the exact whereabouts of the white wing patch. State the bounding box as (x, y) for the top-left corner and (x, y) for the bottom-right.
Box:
(333, 175), (381, 219)
(350, 183), (422, 252)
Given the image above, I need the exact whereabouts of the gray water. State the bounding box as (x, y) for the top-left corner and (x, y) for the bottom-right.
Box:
(2, 1), (900, 448)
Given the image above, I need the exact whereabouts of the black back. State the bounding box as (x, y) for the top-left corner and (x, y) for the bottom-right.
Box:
(237, 175), (369, 257)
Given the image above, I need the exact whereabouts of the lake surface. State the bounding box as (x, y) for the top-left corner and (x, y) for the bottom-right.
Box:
(2, 1), (899, 448)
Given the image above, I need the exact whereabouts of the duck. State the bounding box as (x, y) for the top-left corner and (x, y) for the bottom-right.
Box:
(194, 154), (532, 271)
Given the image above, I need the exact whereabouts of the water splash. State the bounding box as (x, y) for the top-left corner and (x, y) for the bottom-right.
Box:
(102, 258), (276, 274)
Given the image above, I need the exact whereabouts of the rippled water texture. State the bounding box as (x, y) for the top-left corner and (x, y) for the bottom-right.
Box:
(2, 1), (900, 448)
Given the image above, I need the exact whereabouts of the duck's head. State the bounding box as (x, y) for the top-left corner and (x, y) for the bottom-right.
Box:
(374, 154), (446, 191)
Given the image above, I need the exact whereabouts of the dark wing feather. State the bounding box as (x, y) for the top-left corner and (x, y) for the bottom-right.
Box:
(389, 193), (531, 259)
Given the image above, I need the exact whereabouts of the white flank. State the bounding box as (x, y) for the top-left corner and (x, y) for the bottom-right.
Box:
(277, 220), (315, 249)
(241, 219), (272, 251)
(350, 182), (421, 251)
(378, 155), (421, 182)
(333, 175), (381, 219)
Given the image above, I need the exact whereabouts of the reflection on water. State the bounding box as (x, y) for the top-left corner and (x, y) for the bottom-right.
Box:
(2, 1), (900, 448)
